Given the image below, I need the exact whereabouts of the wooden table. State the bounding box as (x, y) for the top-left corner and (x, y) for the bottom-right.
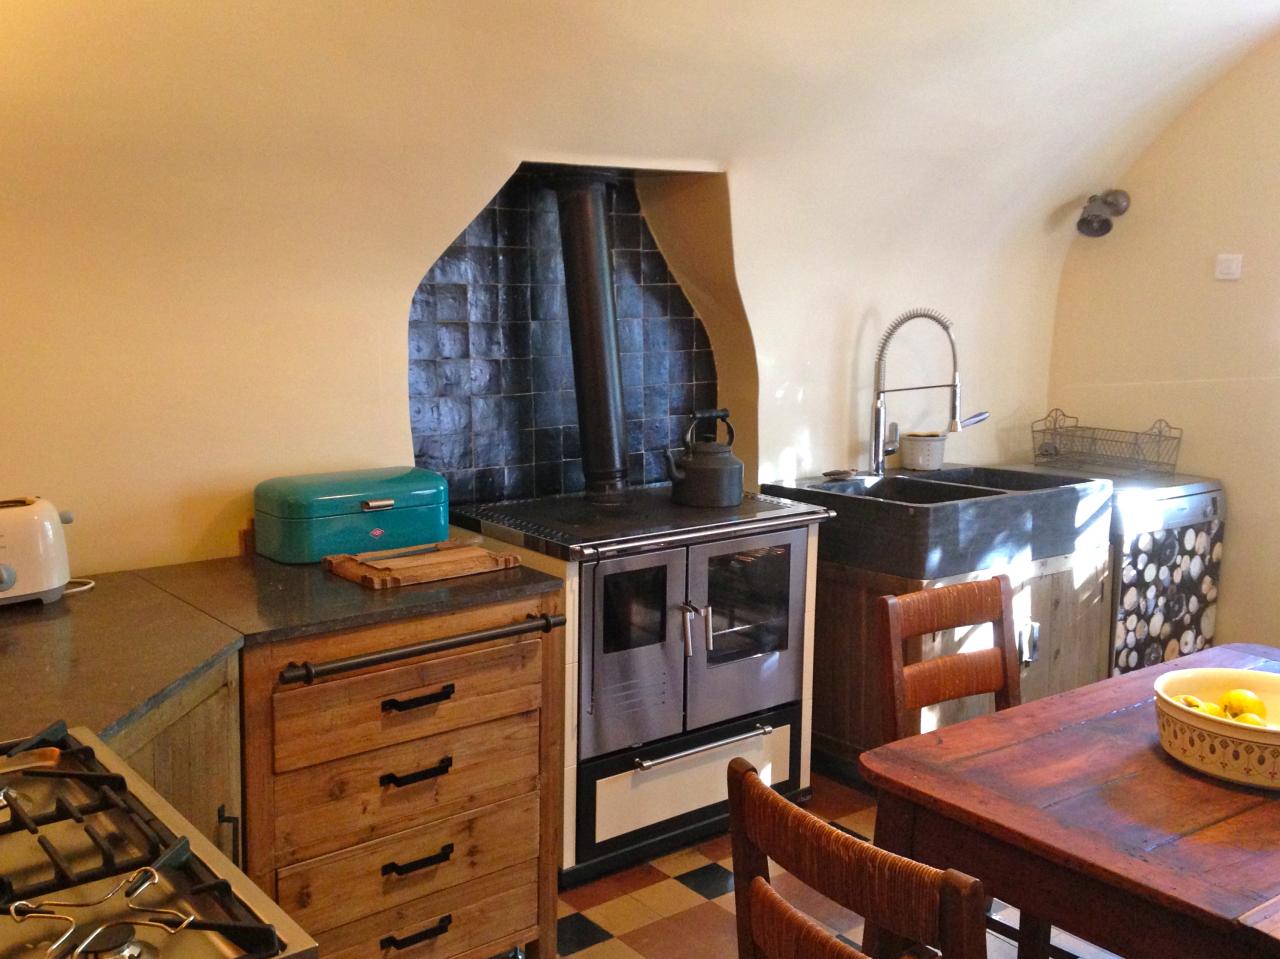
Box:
(860, 643), (1280, 959)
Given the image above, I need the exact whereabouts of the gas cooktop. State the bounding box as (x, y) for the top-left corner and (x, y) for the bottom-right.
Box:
(0, 723), (315, 959)
(450, 486), (831, 560)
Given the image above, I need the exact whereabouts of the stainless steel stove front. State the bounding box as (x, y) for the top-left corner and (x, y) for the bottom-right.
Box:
(578, 525), (806, 761)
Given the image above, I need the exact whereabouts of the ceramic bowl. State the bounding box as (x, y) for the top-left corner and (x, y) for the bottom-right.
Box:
(1153, 667), (1280, 790)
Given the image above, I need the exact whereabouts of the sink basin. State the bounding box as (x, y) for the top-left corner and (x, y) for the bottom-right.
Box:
(807, 476), (1002, 503)
(916, 467), (1085, 492)
(859, 477), (1002, 504)
(762, 467), (1112, 580)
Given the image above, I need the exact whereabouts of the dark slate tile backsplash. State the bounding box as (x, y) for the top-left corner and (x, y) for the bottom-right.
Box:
(409, 170), (718, 503)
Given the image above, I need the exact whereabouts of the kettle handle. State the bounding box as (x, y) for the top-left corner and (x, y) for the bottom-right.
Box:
(685, 408), (735, 448)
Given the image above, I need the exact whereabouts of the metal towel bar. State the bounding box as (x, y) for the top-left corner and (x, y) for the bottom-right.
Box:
(278, 613), (566, 685)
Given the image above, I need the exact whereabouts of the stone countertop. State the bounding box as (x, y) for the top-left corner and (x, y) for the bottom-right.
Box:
(134, 553), (562, 645)
(0, 555), (562, 742)
(0, 572), (243, 741)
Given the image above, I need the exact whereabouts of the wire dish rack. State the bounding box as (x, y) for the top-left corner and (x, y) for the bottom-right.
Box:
(1032, 408), (1182, 474)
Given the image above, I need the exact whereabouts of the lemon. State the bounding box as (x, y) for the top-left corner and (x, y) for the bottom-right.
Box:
(1222, 688), (1266, 719)
(1197, 702), (1227, 718)
(1174, 694), (1204, 709)
(1232, 712), (1268, 728)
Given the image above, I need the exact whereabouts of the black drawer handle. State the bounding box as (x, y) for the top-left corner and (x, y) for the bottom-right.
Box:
(379, 755), (453, 789)
(381, 842), (454, 877)
(381, 682), (455, 713)
(379, 914), (452, 950)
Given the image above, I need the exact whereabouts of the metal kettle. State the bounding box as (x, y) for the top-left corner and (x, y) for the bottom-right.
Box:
(665, 409), (744, 508)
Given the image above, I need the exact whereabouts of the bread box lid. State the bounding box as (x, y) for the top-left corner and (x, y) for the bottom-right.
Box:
(254, 467), (446, 520)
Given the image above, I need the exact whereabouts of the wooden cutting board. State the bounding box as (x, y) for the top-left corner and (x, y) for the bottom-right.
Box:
(323, 538), (521, 589)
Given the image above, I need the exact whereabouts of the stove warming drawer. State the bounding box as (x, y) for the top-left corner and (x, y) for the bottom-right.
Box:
(570, 704), (801, 882)
(594, 721), (792, 844)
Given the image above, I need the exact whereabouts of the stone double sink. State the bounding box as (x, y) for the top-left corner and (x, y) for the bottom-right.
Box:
(762, 466), (1113, 580)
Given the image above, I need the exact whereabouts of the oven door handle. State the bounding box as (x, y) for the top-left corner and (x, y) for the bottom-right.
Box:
(633, 724), (773, 771)
(702, 604), (715, 653)
(679, 602), (699, 657)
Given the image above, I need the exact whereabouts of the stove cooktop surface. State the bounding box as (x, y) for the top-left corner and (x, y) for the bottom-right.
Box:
(451, 486), (831, 559)
(0, 723), (311, 959)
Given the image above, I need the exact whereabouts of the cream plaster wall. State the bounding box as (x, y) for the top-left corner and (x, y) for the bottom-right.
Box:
(637, 173), (761, 486)
(3, 1), (1279, 574)
(1052, 31), (1280, 644)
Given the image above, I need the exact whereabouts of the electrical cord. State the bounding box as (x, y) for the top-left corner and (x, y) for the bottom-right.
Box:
(63, 578), (95, 595)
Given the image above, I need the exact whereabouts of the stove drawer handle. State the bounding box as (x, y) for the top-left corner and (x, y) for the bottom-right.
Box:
(380, 755), (453, 789)
(382, 683), (456, 713)
(381, 841), (454, 877)
(380, 914), (453, 950)
(634, 724), (774, 771)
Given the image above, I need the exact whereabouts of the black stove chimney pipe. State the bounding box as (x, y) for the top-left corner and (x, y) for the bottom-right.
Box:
(555, 177), (628, 499)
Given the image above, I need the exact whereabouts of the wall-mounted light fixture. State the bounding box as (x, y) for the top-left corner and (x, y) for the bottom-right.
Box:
(1077, 189), (1130, 237)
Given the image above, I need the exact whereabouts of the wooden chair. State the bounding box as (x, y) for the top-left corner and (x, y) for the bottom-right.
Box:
(878, 575), (1021, 743)
(727, 758), (987, 959)
(876, 574), (1053, 958)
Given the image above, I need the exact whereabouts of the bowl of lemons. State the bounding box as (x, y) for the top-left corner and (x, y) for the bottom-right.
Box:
(1153, 667), (1280, 789)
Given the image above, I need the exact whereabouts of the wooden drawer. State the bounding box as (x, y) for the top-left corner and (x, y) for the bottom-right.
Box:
(312, 862), (538, 959)
(274, 711), (540, 864)
(272, 639), (542, 772)
(276, 792), (539, 933)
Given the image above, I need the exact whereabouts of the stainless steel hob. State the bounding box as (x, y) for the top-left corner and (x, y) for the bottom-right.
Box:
(0, 723), (315, 959)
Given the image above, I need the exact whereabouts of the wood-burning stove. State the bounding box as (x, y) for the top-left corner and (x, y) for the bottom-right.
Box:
(452, 488), (830, 881)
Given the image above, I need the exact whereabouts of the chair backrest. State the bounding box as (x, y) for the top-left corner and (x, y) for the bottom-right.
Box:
(878, 575), (1020, 743)
(747, 876), (867, 959)
(727, 758), (987, 959)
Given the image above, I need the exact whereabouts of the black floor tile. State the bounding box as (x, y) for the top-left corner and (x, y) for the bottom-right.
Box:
(557, 912), (613, 955)
(675, 861), (735, 899)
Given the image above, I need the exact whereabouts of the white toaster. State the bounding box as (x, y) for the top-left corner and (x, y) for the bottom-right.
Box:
(0, 497), (74, 605)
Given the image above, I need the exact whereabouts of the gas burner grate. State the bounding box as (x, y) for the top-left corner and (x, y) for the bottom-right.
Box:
(0, 723), (285, 958)
(9, 845), (283, 959)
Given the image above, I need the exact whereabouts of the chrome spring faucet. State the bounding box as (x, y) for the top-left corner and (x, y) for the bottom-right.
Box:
(868, 307), (989, 474)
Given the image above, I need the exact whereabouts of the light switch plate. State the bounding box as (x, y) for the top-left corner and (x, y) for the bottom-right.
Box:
(1215, 253), (1243, 280)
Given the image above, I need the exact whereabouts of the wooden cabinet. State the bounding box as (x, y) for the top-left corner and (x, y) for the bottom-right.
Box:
(813, 548), (1110, 767)
(105, 652), (243, 864)
(241, 592), (564, 959)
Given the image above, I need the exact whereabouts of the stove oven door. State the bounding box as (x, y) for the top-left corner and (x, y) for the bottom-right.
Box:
(580, 547), (688, 759)
(685, 527), (806, 731)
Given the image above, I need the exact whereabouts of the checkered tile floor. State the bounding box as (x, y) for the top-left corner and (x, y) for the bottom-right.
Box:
(554, 773), (1119, 959)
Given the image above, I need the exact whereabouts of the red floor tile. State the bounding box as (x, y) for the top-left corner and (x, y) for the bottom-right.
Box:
(618, 901), (739, 957)
(561, 862), (669, 913)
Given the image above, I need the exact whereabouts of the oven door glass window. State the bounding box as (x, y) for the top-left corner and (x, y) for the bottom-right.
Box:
(602, 566), (668, 655)
(705, 544), (791, 666)
(580, 547), (687, 760)
(686, 528), (805, 732)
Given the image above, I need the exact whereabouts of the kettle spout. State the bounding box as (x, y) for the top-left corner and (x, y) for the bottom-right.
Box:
(665, 449), (686, 481)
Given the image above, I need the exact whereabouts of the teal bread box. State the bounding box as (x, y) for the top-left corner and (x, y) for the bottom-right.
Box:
(254, 467), (448, 564)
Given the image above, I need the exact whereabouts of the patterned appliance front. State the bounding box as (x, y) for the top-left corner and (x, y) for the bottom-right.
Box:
(1113, 519), (1224, 675)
